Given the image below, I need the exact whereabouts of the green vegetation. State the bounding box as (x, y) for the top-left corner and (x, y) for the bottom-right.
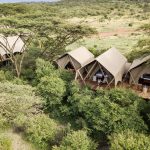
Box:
(0, 0), (150, 149)
(0, 134), (12, 150)
(53, 130), (97, 150)
(109, 130), (150, 150)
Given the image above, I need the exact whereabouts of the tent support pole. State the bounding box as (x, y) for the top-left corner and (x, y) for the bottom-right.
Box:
(107, 78), (115, 88)
(69, 56), (77, 71)
(77, 70), (86, 85)
(75, 72), (78, 80)
(84, 61), (97, 80)
(130, 72), (136, 85)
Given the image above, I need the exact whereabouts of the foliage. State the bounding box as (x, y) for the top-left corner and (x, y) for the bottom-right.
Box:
(36, 24), (96, 61)
(0, 70), (7, 82)
(127, 38), (150, 61)
(36, 58), (57, 80)
(139, 100), (150, 131)
(25, 114), (58, 149)
(0, 115), (9, 131)
(128, 23), (150, 61)
(37, 75), (66, 113)
(53, 130), (97, 150)
(89, 47), (107, 57)
(0, 82), (43, 124)
(140, 23), (150, 35)
(66, 85), (147, 138)
(109, 130), (150, 150)
(0, 134), (12, 150)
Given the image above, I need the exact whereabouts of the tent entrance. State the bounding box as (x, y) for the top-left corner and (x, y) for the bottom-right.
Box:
(81, 61), (113, 87)
(65, 61), (75, 70)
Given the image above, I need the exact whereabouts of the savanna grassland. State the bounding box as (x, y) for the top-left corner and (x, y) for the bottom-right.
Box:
(0, 0), (150, 150)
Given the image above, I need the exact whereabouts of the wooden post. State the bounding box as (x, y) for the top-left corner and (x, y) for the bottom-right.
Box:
(84, 61), (97, 80)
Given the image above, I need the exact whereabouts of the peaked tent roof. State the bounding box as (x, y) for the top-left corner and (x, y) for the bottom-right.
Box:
(67, 46), (94, 67)
(129, 55), (150, 71)
(0, 35), (25, 56)
(95, 47), (127, 77)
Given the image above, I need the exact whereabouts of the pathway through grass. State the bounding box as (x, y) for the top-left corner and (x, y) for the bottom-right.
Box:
(5, 130), (36, 150)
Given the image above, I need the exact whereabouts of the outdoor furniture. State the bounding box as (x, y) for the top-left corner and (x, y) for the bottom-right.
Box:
(93, 76), (97, 81)
(103, 75), (108, 83)
(139, 74), (150, 86)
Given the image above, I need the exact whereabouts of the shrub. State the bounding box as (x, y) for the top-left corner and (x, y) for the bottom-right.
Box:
(52, 130), (97, 150)
(0, 115), (9, 131)
(12, 77), (27, 85)
(25, 114), (58, 149)
(109, 130), (150, 150)
(0, 82), (43, 123)
(139, 100), (150, 131)
(36, 58), (57, 80)
(67, 86), (147, 138)
(37, 75), (66, 111)
(0, 134), (12, 150)
(0, 70), (6, 82)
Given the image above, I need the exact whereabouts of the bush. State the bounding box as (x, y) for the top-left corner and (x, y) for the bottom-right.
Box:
(36, 58), (57, 81)
(0, 82), (43, 123)
(25, 114), (58, 149)
(52, 130), (97, 150)
(12, 77), (27, 85)
(67, 85), (147, 139)
(0, 115), (9, 131)
(0, 70), (6, 82)
(139, 101), (150, 131)
(0, 134), (12, 150)
(37, 75), (66, 112)
(109, 130), (150, 150)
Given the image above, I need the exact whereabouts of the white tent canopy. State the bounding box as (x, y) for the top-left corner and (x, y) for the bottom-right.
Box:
(78, 47), (127, 86)
(56, 46), (94, 70)
(0, 35), (25, 59)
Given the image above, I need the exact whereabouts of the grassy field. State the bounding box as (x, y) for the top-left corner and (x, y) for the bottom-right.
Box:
(0, 0), (149, 56)
(67, 16), (149, 55)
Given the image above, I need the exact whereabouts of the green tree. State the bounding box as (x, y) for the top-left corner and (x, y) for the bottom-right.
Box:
(128, 23), (150, 61)
(36, 24), (96, 61)
(52, 130), (97, 150)
(25, 114), (58, 149)
(37, 75), (66, 112)
(67, 85), (147, 138)
(109, 130), (150, 150)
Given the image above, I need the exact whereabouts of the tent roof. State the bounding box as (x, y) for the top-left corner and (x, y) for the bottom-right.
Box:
(68, 46), (94, 66)
(0, 35), (25, 56)
(129, 55), (150, 71)
(58, 46), (94, 67)
(95, 47), (127, 77)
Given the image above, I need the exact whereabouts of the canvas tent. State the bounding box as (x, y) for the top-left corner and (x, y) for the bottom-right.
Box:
(56, 46), (94, 71)
(128, 55), (150, 84)
(0, 35), (25, 61)
(77, 47), (127, 86)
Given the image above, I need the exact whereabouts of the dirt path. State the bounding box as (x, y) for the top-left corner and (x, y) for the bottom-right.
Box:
(5, 130), (36, 150)
(91, 28), (140, 38)
(99, 28), (136, 37)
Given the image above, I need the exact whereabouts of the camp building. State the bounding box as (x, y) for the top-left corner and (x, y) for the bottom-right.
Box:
(56, 46), (94, 71)
(77, 47), (128, 86)
(0, 35), (25, 61)
(128, 55), (150, 84)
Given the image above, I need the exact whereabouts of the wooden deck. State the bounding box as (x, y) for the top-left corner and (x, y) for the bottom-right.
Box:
(78, 79), (150, 100)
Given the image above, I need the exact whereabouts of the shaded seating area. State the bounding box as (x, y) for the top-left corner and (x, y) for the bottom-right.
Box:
(56, 46), (94, 74)
(77, 48), (128, 87)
